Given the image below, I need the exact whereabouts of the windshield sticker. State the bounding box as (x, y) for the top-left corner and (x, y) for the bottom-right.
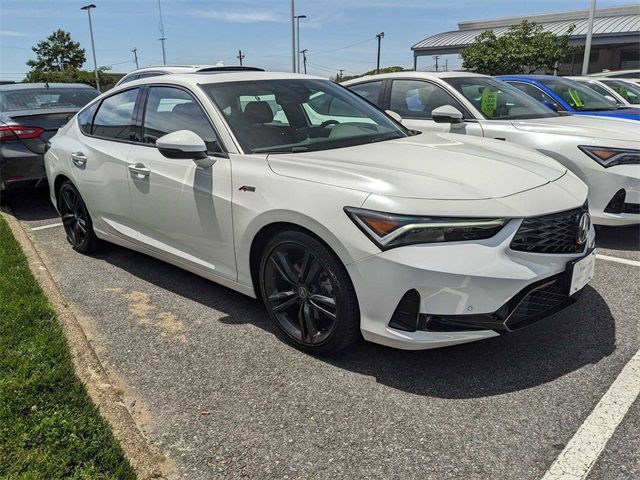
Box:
(481, 88), (498, 117)
(568, 88), (584, 108)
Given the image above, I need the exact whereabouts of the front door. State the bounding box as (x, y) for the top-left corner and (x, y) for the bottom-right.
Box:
(126, 85), (236, 280)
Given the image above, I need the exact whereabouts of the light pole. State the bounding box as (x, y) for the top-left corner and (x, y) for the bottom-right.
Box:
(237, 50), (245, 66)
(582, 0), (597, 75)
(295, 14), (306, 73)
(300, 49), (308, 74)
(376, 32), (384, 74)
(81, 4), (100, 92)
(159, 37), (166, 65)
(290, 0), (296, 73)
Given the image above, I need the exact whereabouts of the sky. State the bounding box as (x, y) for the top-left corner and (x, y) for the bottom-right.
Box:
(0, 0), (633, 81)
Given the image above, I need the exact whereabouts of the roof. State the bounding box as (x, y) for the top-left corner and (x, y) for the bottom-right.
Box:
(412, 5), (640, 54)
(0, 82), (96, 91)
(342, 71), (488, 85)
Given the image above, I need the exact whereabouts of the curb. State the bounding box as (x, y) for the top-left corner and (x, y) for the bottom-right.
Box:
(1, 207), (169, 479)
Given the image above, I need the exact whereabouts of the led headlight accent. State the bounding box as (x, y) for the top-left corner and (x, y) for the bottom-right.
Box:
(579, 146), (640, 168)
(345, 207), (509, 249)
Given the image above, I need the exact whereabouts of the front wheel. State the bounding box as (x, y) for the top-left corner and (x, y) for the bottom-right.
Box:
(259, 230), (360, 354)
(57, 181), (100, 253)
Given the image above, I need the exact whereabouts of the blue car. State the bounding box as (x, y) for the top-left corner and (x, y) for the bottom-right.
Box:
(497, 75), (640, 121)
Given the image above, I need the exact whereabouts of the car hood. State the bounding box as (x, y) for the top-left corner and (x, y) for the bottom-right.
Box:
(510, 114), (640, 142)
(267, 133), (566, 200)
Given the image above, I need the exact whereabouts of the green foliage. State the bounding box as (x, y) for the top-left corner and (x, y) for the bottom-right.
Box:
(27, 30), (86, 71)
(461, 21), (579, 75)
(337, 66), (410, 82)
(25, 67), (115, 89)
(0, 217), (136, 479)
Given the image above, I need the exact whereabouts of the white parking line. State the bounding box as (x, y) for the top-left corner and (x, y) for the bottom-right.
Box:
(596, 254), (640, 268)
(30, 222), (63, 232)
(541, 349), (640, 480)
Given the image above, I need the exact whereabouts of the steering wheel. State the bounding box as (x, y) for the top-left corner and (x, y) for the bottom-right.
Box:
(320, 119), (340, 128)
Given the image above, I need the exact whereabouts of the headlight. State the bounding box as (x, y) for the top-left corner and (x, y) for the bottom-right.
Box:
(579, 146), (640, 168)
(344, 207), (509, 250)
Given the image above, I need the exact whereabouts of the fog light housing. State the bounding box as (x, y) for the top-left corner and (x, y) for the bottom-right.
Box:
(604, 189), (626, 214)
(389, 290), (420, 332)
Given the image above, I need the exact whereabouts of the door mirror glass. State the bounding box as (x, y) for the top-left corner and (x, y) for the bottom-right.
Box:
(385, 110), (403, 123)
(431, 105), (464, 124)
(157, 130), (215, 167)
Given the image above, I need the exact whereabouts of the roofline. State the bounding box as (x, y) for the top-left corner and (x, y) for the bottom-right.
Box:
(457, 5), (638, 31)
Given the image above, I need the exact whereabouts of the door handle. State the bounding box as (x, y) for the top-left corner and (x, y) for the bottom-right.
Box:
(70, 152), (87, 168)
(127, 162), (150, 178)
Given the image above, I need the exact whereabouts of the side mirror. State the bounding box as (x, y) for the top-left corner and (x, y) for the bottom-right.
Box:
(385, 110), (403, 123)
(431, 105), (464, 125)
(542, 100), (559, 112)
(156, 130), (216, 168)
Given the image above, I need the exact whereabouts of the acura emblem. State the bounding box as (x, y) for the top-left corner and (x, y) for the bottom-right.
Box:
(577, 212), (590, 245)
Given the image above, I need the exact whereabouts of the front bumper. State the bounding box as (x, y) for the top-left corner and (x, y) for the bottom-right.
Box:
(346, 219), (596, 350)
(583, 164), (640, 226)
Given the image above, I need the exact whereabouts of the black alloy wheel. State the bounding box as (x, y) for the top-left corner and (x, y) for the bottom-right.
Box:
(260, 230), (360, 354)
(58, 181), (99, 253)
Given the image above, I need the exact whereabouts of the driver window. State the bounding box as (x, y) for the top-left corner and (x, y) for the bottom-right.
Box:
(142, 86), (219, 153)
(390, 80), (466, 119)
(509, 82), (564, 110)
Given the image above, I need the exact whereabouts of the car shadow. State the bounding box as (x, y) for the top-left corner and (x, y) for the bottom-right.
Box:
(595, 224), (640, 251)
(95, 241), (616, 400)
(3, 185), (58, 222)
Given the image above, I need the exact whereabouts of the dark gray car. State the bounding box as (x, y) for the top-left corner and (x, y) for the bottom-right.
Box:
(0, 83), (98, 191)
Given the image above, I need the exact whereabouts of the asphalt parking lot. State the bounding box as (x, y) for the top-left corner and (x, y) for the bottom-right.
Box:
(5, 187), (640, 480)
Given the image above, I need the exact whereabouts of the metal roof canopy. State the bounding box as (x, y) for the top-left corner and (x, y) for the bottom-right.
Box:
(412, 5), (640, 57)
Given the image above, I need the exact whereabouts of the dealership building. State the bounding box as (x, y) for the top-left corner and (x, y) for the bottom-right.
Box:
(411, 5), (640, 74)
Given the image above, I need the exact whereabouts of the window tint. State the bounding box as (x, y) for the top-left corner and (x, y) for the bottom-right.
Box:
(0, 88), (98, 112)
(578, 81), (615, 101)
(118, 74), (138, 85)
(238, 94), (289, 125)
(92, 88), (138, 140)
(390, 80), (467, 119)
(78, 102), (99, 134)
(137, 71), (167, 80)
(538, 77), (616, 111)
(142, 86), (219, 153)
(509, 82), (564, 110)
(601, 79), (640, 104)
(349, 81), (383, 106)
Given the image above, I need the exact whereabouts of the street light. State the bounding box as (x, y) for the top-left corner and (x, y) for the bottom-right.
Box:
(295, 14), (307, 73)
(376, 32), (384, 74)
(81, 4), (100, 92)
(290, 0), (295, 73)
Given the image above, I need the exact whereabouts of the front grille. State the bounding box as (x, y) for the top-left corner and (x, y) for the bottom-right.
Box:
(510, 205), (587, 254)
(505, 278), (570, 330)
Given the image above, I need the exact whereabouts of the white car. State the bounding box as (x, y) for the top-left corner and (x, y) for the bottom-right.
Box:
(589, 69), (640, 84)
(45, 72), (595, 353)
(568, 76), (640, 107)
(115, 65), (264, 86)
(344, 72), (640, 226)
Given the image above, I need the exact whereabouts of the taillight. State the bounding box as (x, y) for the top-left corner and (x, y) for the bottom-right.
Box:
(0, 125), (45, 142)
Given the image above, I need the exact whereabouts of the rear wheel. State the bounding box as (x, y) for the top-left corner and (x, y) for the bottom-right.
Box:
(259, 230), (360, 354)
(57, 181), (99, 253)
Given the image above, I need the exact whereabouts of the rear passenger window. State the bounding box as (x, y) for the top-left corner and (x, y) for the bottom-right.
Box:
(78, 102), (99, 134)
(92, 88), (139, 140)
(142, 86), (219, 153)
(349, 81), (383, 106)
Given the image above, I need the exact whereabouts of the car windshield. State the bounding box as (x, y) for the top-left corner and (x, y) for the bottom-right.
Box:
(0, 88), (98, 112)
(538, 77), (618, 111)
(201, 79), (407, 154)
(443, 77), (558, 120)
(601, 79), (640, 105)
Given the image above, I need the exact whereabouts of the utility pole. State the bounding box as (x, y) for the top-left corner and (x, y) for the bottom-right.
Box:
(158, 0), (167, 65)
(81, 4), (100, 92)
(582, 0), (597, 75)
(445, 58), (448, 71)
(295, 14), (307, 73)
(237, 50), (245, 66)
(338, 69), (344, 81)
(376, 32), (384, 74)
(132, 48), (139, 68)
(433, 55), (440, 72)
(300, 49), (308, 74)
(290, 0), (296, 72)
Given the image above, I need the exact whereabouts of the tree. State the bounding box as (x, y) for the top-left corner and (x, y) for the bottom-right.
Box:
(461, 21), (578, 75)
(24, 67), (116, 90)
(337, 66), (409, 82)
(26, 29), (86, 71)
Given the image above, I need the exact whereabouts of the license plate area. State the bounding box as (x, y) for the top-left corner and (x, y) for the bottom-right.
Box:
(568, 249), (596, 295)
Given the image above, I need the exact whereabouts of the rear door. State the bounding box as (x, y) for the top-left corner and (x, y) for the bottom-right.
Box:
(126, 85), (236, 280)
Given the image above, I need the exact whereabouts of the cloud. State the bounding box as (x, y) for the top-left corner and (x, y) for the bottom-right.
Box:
(189, 10), (283, 23)
(0, 30), (28, 37)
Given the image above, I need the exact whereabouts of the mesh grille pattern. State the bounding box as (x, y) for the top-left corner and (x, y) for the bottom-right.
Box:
(506, 279), (569, 328)
(510, 206), (587, 254)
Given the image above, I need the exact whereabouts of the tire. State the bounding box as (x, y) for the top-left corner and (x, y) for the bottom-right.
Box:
(57, 181), (100, 254)
(259, 230), (360, 354)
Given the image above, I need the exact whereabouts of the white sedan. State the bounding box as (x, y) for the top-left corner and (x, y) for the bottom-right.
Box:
(344, 72), (640, 226)
(568, 76), (640, 107)
(46, 72), (595, 353)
